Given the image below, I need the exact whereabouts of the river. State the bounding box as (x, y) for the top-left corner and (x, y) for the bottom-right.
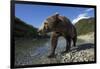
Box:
(15, 37), (67, 66)
(15, 34), (94, 66)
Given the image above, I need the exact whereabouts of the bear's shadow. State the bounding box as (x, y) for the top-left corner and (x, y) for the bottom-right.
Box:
(71, 43), (94, 52)
(48, 43), (94, 59)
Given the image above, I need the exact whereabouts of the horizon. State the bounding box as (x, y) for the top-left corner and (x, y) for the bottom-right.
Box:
(15, 4), (95, 28)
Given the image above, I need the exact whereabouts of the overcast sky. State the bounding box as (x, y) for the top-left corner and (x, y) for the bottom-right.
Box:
(15, 4), (94, 28)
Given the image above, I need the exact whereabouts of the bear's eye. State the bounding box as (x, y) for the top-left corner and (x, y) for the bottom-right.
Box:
(44, 22), (48, 25)
(44, 22), (49, 30)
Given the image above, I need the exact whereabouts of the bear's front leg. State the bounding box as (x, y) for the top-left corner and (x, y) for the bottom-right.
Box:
(48, 32), (59, 58)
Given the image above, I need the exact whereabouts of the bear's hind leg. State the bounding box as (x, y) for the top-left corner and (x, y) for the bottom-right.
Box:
(66, 38), (71, 52)
(62, 37), (71, 54)
(72, 36), (77, 47)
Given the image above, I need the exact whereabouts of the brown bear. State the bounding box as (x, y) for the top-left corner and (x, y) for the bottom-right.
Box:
(38, 13), (77, 58)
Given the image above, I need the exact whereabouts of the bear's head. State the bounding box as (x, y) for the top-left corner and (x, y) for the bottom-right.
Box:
(38, 13), (60, 35)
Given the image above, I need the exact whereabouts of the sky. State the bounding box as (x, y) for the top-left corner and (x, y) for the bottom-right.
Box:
(15, 4), (95, 28)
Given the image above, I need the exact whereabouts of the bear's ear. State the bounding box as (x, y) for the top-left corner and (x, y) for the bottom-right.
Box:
(54, 12), (59, 21)
(55, 12), (59, 18)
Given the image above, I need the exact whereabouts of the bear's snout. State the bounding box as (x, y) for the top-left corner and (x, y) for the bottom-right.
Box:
(37, 29), (42, 35)
(37, 29), (41, 33)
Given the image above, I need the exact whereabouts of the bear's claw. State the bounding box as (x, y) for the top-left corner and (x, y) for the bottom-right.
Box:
(47, 54), (56, 58)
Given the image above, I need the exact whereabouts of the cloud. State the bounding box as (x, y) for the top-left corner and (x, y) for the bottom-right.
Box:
(72, 8), (93, 24)
(85, 8), (93, 12)
(72, 13), (89, 23)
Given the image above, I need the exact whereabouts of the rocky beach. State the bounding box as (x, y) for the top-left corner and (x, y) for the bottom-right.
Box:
(15, 32), (95, 66)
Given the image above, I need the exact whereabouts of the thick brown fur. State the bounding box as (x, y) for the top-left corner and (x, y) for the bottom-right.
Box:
(38, 13), (77, 58)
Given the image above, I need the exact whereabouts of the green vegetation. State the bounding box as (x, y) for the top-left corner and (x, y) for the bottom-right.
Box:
(75, 17), (95, 35)
(14, 17), (38, 38)
(14, 17), (49, 38)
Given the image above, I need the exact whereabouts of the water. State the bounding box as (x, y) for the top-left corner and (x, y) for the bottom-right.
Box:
(15, 37), (67, 66)
(14, 37), (90, 66)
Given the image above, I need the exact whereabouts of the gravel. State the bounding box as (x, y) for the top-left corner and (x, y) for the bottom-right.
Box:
(36, 32), (95, 64)
(15, 32), (95, 65)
